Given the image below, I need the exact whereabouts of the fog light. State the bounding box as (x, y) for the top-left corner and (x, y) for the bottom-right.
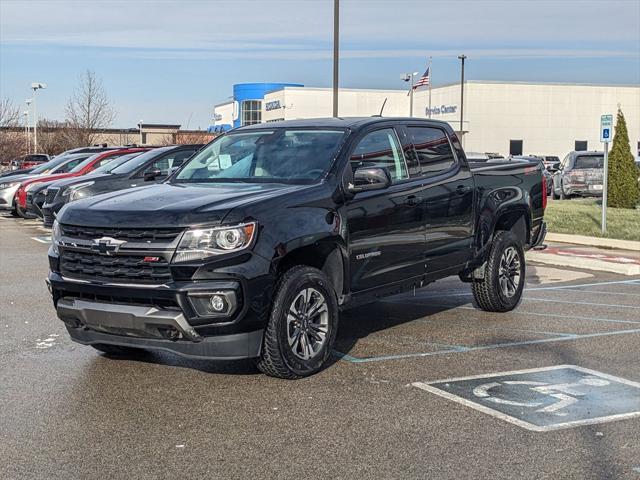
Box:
(187, 290), (238, 318)
(209, 295), (226, 312)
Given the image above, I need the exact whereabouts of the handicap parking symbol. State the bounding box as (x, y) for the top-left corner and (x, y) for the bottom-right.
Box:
(413, 365), (640, 431)
(603, 128), (610, 139)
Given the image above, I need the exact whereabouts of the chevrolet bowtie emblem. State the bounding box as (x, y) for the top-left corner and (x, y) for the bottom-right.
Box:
(91, 237), (127, 255)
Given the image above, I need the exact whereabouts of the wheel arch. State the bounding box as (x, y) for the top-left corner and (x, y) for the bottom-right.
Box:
(273, 239), (348, 303)
(493, 208), (530, 247)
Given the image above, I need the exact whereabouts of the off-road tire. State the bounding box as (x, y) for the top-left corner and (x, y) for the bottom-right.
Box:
(257, 266), (338, 379)
(91, 344), (144, 356)
(471, 230), (525, 312)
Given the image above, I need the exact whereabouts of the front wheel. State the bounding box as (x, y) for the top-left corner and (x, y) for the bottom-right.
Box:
(257, 266), (338, 379)
(471, 230), (525, 312)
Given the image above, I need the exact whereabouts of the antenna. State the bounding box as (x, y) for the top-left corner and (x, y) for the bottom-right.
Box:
(372, 97), (388, 117)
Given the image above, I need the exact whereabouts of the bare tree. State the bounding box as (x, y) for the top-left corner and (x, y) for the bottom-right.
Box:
(0, 98), (26, 163)
(0, 98), (21, 127)
(37, 119), (77, 156)
(65, 70), (116, 146)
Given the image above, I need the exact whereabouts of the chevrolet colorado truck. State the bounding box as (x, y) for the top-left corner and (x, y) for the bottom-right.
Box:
(48, 118), (547, 379)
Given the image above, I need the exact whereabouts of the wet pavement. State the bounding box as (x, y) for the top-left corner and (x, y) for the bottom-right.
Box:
(1, 214), (640, 479)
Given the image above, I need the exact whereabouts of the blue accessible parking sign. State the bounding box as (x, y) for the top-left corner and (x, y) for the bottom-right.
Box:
(600, 115), (613, 143)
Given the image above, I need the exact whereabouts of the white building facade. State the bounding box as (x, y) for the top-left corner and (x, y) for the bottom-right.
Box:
(412, 81), (639, 157)
(214, 81), (639, 158)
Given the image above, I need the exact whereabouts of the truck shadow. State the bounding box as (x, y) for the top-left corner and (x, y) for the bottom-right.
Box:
(331, 295), (468, 362)
(96, 350), (260, 376)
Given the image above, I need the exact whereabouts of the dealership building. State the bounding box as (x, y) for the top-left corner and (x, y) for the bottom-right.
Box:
(213, 81), (639, 158)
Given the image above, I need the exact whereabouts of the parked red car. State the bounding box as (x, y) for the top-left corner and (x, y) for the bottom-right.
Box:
(15, 147), (149, 217)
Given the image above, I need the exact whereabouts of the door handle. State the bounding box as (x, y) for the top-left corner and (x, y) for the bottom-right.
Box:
(405, 195), (421, 206)
(456, 185), (471, 195)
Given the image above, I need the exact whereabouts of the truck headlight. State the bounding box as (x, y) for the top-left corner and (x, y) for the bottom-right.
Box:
(62, 181), (94, 202)
(173, 222), (256, 262)
(51, 219), (62, 254)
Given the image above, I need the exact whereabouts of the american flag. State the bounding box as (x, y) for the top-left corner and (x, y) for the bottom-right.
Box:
(413, 67), (430, 89)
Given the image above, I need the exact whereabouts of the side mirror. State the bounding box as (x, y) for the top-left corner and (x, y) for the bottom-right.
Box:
(348, 166), (392, 193)
(144, 168), (162, 181)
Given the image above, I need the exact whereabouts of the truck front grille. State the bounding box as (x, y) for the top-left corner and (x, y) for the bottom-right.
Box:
(60, 250), (172, 284)
(45, 187), (59, 204)
(60, 225), (184, 242)
(34, 191), (46, 208)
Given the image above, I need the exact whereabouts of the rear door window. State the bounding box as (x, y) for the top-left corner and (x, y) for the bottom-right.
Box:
(407, 127), (457, 176)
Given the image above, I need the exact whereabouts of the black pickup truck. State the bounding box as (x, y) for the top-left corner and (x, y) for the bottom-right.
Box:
(48, 118), (546, 378)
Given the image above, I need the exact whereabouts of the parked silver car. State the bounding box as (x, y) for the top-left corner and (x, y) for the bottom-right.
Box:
(551, 151), (603, 199)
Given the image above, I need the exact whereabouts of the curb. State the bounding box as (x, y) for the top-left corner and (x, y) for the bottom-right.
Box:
(546, 233), (640, 252)
(527, 251), (640, 276)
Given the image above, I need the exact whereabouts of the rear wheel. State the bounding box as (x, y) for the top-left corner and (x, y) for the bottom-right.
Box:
(257, 266), (338, 379)
(472, 230), (525, 312)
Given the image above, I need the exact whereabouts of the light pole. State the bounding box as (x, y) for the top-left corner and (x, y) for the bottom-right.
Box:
(23, 111), (29, 153)
(401, 72), (419, 117)
(138, 120), (144, 145)
(25, 99), (32, 154)
(457, 55), (466, 141)
(31, 82), (46, 152)
(332, 0), (339, 117)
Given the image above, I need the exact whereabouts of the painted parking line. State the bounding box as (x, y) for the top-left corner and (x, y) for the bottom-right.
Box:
(526, 279), (640, 290)
(31, 236), (51, 244)
(412, 365), (640, 432)
(538, 288), (640, 297)
(393, 279), (640, 303)
(335, 328), (640, 364)
(522, 297), (640, 310)
(383, 299), (640, 326)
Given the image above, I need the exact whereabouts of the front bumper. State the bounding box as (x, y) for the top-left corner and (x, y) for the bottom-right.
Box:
(57, 297), (263, 360)
(25, 191), (43, 218)
(0, 184), (19, 210)
(41, 198), (65, 227)
(48, 247), (274, 359)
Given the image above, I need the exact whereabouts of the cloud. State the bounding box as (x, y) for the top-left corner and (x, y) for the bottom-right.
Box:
(101, 47), (640, 62)
(2, 0), (638, 56)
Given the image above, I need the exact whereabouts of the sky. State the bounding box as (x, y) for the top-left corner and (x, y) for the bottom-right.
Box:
(1, 0), (639, 130)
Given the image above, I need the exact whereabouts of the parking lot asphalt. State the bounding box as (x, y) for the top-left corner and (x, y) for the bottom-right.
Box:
(1, 213), (639, 480)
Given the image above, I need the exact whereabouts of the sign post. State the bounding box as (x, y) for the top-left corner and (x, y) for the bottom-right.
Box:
(600, 114), (613, 235)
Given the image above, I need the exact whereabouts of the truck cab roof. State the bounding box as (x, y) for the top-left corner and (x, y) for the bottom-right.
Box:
(236, 117), (452, 132)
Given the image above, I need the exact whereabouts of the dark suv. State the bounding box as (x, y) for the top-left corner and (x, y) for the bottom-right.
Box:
(552, 151), (604, 199)
(37, 145), (201, 227)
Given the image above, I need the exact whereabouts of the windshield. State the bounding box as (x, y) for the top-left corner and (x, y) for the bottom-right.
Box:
(574, 155), (603, 169)
(173, 129), (346, 184)
(31, 155), (74, 173)
(110, 147), (172, 174)
(69, 152), (126, 173)
(93, 152), (143, 174)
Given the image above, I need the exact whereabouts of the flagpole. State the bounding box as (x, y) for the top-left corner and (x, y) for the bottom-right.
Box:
(428, 56), (432, 119)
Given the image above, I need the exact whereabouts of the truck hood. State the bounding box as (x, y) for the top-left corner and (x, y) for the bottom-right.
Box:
(58, 182), (311, 227)
(43, 172), (114, 192)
